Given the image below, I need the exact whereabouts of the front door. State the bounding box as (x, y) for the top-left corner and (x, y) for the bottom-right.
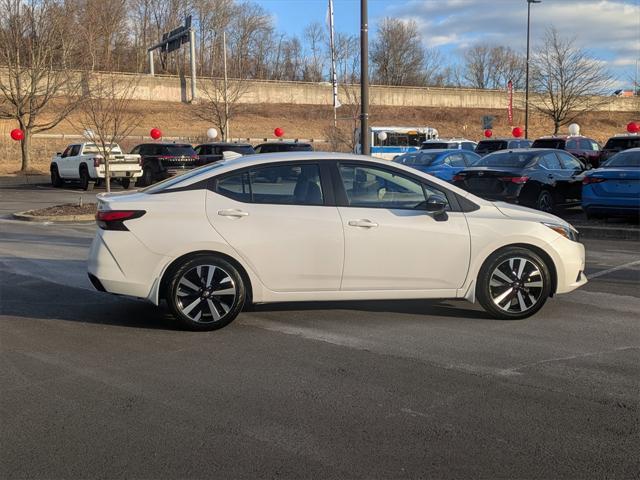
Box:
(335, 163), (471, 291)
(206, 162), (344, 292)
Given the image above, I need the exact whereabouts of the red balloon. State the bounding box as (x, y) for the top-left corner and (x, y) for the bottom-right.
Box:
(626, 122), (639, 134)
(10, 128), (24, 141)
(150, 128), (162, 140)
(512, 127), (523, 138)
(484, 129), (493, 138)
(274, 127), (284, 138)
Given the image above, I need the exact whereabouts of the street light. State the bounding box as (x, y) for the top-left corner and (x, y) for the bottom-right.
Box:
(524, 0), (541, 139)
(360, 0), (370, 155)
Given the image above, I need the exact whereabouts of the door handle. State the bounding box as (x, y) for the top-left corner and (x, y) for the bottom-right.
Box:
(348, 219), (378, 228)
(218, 209), (249, 218)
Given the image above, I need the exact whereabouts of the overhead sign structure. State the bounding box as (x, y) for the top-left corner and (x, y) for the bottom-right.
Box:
(148, 16), (197, 101)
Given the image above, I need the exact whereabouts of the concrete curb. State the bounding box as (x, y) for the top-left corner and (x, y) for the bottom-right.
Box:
(12, 211), (95, 224)
(575, 225), (640, 241)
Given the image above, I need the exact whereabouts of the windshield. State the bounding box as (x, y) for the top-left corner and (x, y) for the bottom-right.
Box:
(83, 144), (122, 154)
(395, 152), (441, 166)
(604, 137), (640, 151)
(142, 162), (225, 193)
(475, 140), (508, 153)
(477, 151), (537, 168)
(532, 139), (565, 149)
(160, 145), (197, 156)
(421, 142), (452, 150)
(603, 150), (640, 168)
(225, 145), (255, 155)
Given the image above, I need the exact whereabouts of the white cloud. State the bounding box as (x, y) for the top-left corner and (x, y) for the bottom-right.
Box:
(382, 0), (640, 86)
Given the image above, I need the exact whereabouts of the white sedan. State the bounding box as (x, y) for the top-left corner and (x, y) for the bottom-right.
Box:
(88, 152), (587, 331)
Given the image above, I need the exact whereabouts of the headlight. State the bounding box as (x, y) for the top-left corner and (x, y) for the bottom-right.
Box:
(542, 222), (579, 242)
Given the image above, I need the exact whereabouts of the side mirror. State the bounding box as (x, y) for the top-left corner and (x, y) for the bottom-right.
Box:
(56, 152), (62, 155)
(425, 195), (447, 217)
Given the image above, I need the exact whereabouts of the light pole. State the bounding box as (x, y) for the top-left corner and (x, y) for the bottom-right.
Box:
(524, 0), (541, 139)
(360, 0), (370, 155)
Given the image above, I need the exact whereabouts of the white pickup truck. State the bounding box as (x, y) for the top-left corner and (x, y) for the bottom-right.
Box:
(50, 143), (143, 190)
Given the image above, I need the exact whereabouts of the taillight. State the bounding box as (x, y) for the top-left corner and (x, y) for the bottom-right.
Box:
(499, 176), (529, 184)
(96, 210), (145, 231)
(93, 156), (104, 167)
(583, 177), (606, 185)
(453, 174), (465, 182)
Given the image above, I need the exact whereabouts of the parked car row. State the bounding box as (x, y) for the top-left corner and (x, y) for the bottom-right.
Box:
(51, 141), (314, 189)
(394, 147), (640, 218)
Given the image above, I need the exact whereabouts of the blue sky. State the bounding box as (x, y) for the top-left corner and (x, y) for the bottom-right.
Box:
(255, 0), (640, 88)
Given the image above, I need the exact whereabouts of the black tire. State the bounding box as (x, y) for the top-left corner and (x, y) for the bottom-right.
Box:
(136, 167), (154, 187)
(79, 167), (92, 191)
(121, 178), (131, 190)
(50, 165), (63, 188)
(535, 189), (554, 213)
(476, 247), (552, 320)
(166, 255), (246, 331)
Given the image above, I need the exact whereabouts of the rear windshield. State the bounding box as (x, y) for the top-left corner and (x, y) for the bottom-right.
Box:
(160, 145), (197, 156)
(421, 142), (451, 150)
(281, 144), (313, 151)
(142, 163), (224, 193)
(394, 152), (441, 167)
(475, 140), (508, 153)
(83, 144), (122, 154)
(531, 139), (565, 149)
(603, 150), (640, 168)
(603, 137), (640, 151)
(477, 151), (537, 168)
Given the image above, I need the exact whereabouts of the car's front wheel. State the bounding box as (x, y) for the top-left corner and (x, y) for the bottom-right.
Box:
(50, 165), (63, 188)
(535, 190), (554, 213)
(476, 247), (552, 320)
(166, 255), (246, 331)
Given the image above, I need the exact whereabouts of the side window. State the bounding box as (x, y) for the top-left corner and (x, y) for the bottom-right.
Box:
(216, 164), (324, 206)
(463, 152), (479, 166)
(461, 142), (475, 151)
(565, 139), (578, 150)
(338, 164), (444, 210)
(446, 153), (465, 167)
(250, 164), (323, 205)
(539, 153), (561, 169)
(557, 152), (583, 170)
(70, 145), (81, 156)
(61, 146), (72, 158)
(217, 172), (251, 202)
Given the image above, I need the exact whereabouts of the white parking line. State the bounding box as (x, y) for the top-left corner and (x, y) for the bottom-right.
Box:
(589, 260), (640, 279)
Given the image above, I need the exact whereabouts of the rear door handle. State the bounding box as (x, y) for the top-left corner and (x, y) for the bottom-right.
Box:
(348, 219), (378, 228)
(218, 209), (249, 218)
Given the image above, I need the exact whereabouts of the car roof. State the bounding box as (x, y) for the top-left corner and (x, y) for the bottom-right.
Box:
(400, 149), (456, 155)
(479, 138), (530, 141)
(197, 142), (252, 147)
(422, 138), (475, 143)
(256, 141), (312, 146)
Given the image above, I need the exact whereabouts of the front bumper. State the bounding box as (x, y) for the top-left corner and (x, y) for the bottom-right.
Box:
(550, 236), (587, 294)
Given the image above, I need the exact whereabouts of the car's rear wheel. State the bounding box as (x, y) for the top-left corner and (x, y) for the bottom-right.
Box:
(121, 178), (131, 190)
(166, 255), (246, 331)
(477, 247), (552, 320)
(50, 165), (63, 188)
(79, 167), (92, 191)
(136, 167), (154, 187)
(536, 190), (554, 213)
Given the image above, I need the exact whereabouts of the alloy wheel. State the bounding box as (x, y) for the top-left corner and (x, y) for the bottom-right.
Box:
(537, 191), (553, 212)
(175, 265), (236, 323)
(489, 257), (544, 313)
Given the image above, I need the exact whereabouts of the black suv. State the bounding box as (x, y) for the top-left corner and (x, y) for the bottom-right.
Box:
(601, 135), (640, 162)
(194, 143), (256, 164)
(132, 143), (199, 186)
(475, 138), (533, 156)
(254, 142), (313, 154)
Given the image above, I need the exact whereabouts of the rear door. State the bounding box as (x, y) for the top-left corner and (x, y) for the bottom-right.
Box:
(207, 162), (344, 292)
(335, 163), (470, 291)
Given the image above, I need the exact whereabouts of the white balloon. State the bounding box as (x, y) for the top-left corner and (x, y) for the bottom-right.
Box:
(207, 128), (218, 139)
(378, 131), (388, 142)
(568, 123), (580, 136)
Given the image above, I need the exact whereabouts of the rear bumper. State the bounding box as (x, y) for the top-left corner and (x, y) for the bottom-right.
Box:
(96, 165), (142, 179)
(87, 230), (168, 300)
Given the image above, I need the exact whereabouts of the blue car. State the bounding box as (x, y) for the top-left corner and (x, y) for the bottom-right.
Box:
(393, 149), (481, 182)
(582, 148), (640, 218)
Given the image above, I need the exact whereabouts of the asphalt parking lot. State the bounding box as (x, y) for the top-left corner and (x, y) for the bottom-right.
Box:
(1, 181), (639, 478)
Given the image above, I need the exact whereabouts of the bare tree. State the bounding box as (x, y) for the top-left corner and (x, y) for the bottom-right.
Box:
(75, 72), (141, 192)
(370, 18), (426, 86)
(302, 21), (325, 82)
(192, 77), (249, 141)
(463, 44), (525, 90)
(531, 28), (614, 134)
(0, 0), (81, 171)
